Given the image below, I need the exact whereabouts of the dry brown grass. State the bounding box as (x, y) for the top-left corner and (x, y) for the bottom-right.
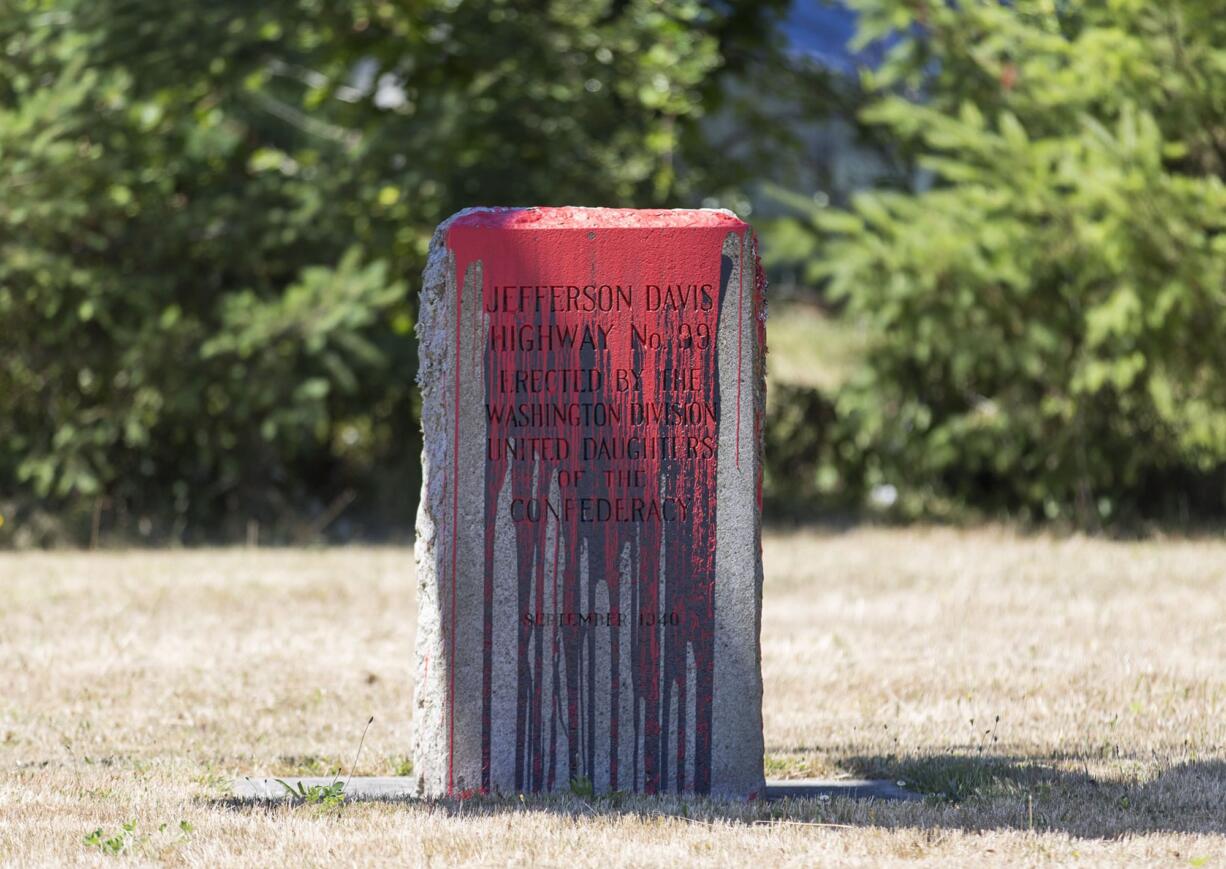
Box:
(1, 529), (1225, 866)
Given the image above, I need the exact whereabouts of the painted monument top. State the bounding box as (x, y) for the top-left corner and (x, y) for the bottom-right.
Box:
(444, 206), (748, 231)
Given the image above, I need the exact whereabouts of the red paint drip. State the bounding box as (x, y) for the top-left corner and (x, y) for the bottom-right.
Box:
(735, 232), (745, 469)
(446, 207), (749, 794)
(754, 235), (767, 514)
(447, 265), (464, 796)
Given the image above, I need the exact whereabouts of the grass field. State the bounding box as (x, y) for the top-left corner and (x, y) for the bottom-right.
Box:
(2, 529), (1225, 866)
(766, 300), (867, 392)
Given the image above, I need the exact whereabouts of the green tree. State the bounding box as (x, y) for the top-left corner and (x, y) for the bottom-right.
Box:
(806, 0), (1226, 524)
(0, 0), (787, 544)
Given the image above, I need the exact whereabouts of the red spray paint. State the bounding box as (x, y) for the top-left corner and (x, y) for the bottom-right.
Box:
(444, 207), (750, 795)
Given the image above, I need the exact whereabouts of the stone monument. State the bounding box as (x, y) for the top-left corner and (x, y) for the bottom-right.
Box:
(414, 207), (765, 798)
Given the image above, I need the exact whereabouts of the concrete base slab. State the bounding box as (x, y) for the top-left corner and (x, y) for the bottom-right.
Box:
(235, 776), (417, 800)
(232, 776), (919, 803)
(764, 778), (921, 802)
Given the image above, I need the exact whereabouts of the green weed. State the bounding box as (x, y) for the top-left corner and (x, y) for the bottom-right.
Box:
(275, 778), (347, 808)
(84, 822), (136, 855)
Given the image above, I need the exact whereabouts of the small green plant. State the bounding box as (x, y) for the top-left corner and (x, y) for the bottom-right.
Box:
(569, 775), (594, 799)
(605, 789), (626, 809)
(275, 754), (333, 776)
(193, 765), (229, 794)
(84, 819), (192, 857)
(84, 821), (136, 855)
(276, 715), (374, 810)
(392, 756), (414, 777)
(763, 754), (790, 777)
(275, 779), (347, 808)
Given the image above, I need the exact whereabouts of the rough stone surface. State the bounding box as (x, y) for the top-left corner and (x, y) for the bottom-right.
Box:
(414, 207), (766, 799)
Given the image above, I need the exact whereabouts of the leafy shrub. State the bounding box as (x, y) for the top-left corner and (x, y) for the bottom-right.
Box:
(0, 0), (787, 545)
(803, 0), (1226, 525)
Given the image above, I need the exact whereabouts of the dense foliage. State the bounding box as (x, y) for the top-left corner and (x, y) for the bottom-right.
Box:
(798, 0), (1226, 525)
(7, 0), (1223, 541)
(0, 0), (786, 544)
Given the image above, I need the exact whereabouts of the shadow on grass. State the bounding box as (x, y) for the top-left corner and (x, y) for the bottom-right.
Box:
(209, 756), (1226, 839)
(837, 753), (1226, 838)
